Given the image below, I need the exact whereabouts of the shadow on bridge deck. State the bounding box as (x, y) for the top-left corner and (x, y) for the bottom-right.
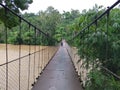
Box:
(32, 45), (83, 90)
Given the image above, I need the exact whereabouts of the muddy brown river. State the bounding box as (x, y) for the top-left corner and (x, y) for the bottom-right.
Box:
(0, 44), (58, 90)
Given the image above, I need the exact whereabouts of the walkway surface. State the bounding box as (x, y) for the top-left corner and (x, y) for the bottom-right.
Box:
(32, 45), (83, 90)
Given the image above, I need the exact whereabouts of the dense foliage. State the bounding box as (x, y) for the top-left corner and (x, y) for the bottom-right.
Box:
(0, 0), (33, 28)
(68, 5), (120, 90)
(0, 6), (80, 45)
(0, 0), (33, 12)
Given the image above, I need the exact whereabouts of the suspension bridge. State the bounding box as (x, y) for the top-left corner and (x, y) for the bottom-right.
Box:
(0, 0), (120, 90)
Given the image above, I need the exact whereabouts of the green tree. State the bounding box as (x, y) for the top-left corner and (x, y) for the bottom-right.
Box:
(0, 0), (33, 28)
(68, 5), (120, 90)
(0, 0), (33, 12)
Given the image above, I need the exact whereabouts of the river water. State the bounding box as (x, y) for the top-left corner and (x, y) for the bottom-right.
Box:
(0, 44), (47, 64)
(0, 44), (58, 90)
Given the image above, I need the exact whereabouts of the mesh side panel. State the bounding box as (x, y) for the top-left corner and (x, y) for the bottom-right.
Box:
(0, 65), (6, 90)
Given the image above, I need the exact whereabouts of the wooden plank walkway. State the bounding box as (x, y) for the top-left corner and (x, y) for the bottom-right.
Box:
(32, 45), (83, 90)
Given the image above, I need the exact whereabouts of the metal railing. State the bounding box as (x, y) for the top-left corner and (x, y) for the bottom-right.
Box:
(68, 0), (120, 87)
(0, 3), (58, 90)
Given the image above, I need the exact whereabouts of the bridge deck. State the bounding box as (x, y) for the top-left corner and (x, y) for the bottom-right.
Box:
(32, 45), (83, 90)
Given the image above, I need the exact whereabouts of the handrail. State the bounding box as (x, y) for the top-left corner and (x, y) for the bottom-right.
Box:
(0, 2), (59, 90)
(0, 47), (49, 67)
(100, 66), (120, 80)
(70, 0), (120, 40)
(0, 2), (56, 41)
(67, 0), (120, 87)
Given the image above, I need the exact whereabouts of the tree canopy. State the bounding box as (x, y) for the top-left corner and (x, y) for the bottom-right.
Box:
(0, 0), (33, 12)
(0, 0), (33, 28)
